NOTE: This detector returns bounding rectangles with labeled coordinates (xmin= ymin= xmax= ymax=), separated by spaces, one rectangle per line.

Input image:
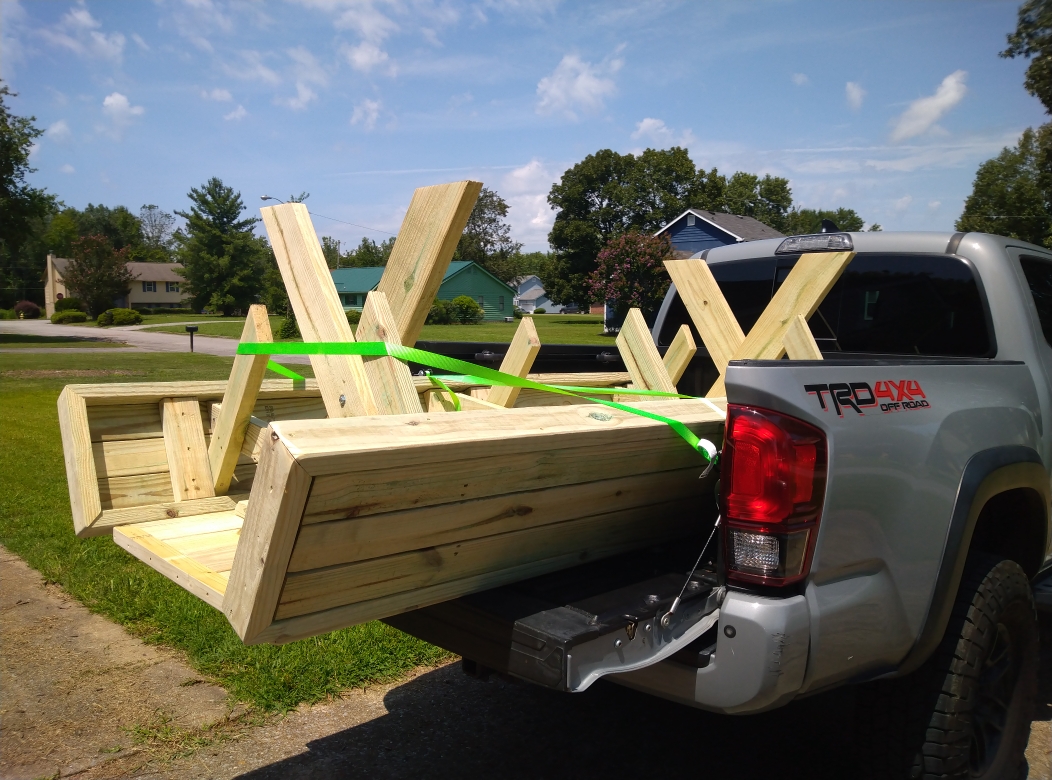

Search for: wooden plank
xmin=261 ymin=203 xmax=376 ymax=418
xmin=356 ymin=291 xmax=423 ymax=415
xmin=512 ymin=389 xmax=596 ymax=408
xmin=92 ymin=438 xmax=169 ymax=479
xmin=251 ymin=397 xmax=326 ymax=423
xmin=99 ymin=472 xmax=175 ymax=509
xmin=426 ymin=390 xmax=505 ymax=413
xmin=486 ymin=317 xmax=541 ymax=408
xmin=376 ymin=181 xmax=482 ymax=346
xmin=662 ymin=324 xmax=697 ymax=384
xmin=255 ymin=530 xmax=679 ymax=645
xmin=161 ymin=397 xmax=215 ymax=501
xmin=275 ymin=500 xmax=694 ymax=622
xmin=223 ymin=437 xmax=313 ymax=643
xmin=210 ymin=305 xmax=273 ymax=494
xmin=616 ymin=308 xmax=677 ymax=394
xmin=88 ymin=403 xmax=162 ymax=442
xmin=288 ymin=467 xmax=705 ymax=572
xmin=75 ymin=379 xmax=321 ymax=407
xmin=783 ymin=313 xmax=823 ymax=360
xmin=707 ymin=251 xmax=854 ymax=396
xmin=114 ymin=520 xmax=232 ymax=610
xmin=59 ymin=387 xmax=103 ymax=536
xmin=664 ymin=258 xmax=745 ymax=372
xmin=82 ymin=496 xmax=240 ymax=537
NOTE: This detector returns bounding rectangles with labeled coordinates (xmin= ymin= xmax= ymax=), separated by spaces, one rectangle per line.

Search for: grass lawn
xmin=65 ymin=312 xmax=230 ymax=328
xmin=144 ymin=315 xmax=288 ymax=339
xmin=0 ymin=351 xmax=449 ymax=711
xmin=146 ymin=314 xmax=615 ymax=346
xmin=0 ymin=334 xmax=131 ymax=348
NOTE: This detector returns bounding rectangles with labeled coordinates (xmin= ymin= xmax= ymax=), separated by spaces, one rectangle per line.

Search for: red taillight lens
xmin=721 ymin=405 xmax=827 ymax=586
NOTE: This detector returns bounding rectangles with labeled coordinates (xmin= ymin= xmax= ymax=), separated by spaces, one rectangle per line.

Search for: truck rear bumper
xmin=610 ymin=591 xmax=810 ymax=714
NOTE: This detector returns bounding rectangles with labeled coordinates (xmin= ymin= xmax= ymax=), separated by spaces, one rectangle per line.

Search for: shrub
xmin=0 ymin=309 xmax=14 ymax=320
xmin=533 ymin=307 xmax=546 ymax=315
xmin=279 ymin=314 xmax=300 ymax=339
xmin=13 ymin=300 xmax=41 ymax=319
xmin=97 ymin=307 xmax=143 ymax=327
xmin=51 ymin=310 xmax=87 ymax=324
xmin=450 ymin=295 xmax=484 ymax=324
xmin=345 ymin=309 xmax=361 ymax=327
xmin=55 ymin=297 xmax=84 ymax=312
xmin=513 ymin=307 xmax=526 ymax=319
xmin=425 ymin=299 xmax=455 ymax=325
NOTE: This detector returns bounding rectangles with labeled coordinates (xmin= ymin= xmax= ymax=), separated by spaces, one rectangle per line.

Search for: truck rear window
xmin=659 ymin=253 xmax=992 ymax=358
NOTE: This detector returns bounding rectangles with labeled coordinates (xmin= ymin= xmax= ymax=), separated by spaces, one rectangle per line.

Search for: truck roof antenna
xmin=820 ymin=218 xmax=840 ymax=233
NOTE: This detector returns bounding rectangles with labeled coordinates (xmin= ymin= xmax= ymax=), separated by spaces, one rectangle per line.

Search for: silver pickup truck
xmin=388 ymin=230 xmax=1050 ymax=780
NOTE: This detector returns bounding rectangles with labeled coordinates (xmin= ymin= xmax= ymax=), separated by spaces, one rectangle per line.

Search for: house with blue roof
xmin=654 ymin=209 xmax=784 ymax=256
xmin=331 ymin=261 xmax=517 ymax=322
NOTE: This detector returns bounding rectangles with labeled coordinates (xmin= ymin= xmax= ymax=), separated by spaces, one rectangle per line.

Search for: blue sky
xmin=3 ymin=0 xmax=1047 ymax=251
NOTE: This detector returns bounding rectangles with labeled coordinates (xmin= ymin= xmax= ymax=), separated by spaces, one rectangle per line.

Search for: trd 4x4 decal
xmin=805 ymin=380 xmax=931 ymax=416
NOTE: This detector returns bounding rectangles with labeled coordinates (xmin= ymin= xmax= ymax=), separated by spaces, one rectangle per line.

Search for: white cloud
xmin=791 ymin=73 xmax=809 ymax=86
xmin=500 ymin=159 xmax=559 ymax=250
xmin=100 ymin=92 xmax=144 ymax=137
xmin=350 ymin=98 xmax=382 ymax=129
xmin=343 ymin=41 xmax=390 ymax=72
xmin=536 ymin=52 xmax=621 ymax=120
xmin=892 ymin=195 xmax=913 ymax=212
xmin=202 ymin=88 xmax=233 ymax=102
xmin=928 ymin=200 xmax=941 ymax=211
xmin=890 ymin=70 xmax=967 ymax=142
xmin=224 ymin=50 xmax=281 ymax=86
xmin=278 ymin=47 xmax=327 ymax=109
xmin=631 ymin=117 xmax=695 ymax=147
xmin=224 ymin=104 xmax=247 ymax=121
xmin=60 ymin=163 xmax=76 ymax=174
xmin=46 ymin=119 xmax=72 ymax=142
xmin=2 ymin=0 xmax=29 ymax=74
xmin=40 ymin=5 xmax=125 ymax=63
xmin=279 ymin=82 xmax=318 ymax=110
xmin=131 ymin=32 xmax=149 ymax=51
xmin=846 ymin=81 xmax=865 ymax=111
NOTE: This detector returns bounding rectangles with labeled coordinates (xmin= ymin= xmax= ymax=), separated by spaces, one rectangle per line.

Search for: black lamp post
xmin=185 ymin=324 xmax=198 ymax=352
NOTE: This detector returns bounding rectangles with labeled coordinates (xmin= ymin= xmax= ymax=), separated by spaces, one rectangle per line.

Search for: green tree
xmin=76 ymin=204 xmax=143 ymax=255
xmin=62 ymin=235 xmax=134 ymax=316
xmin=174 ymin=178 xmax=268 ymax=315
xmin=784 ymin=208 xmax=867 ymax=235
xmin=587 ymin=232 xmax=673 ymax=318
xmin=956 ymin=127 xmax=1052 ymax=247
xmin=453 ymin=187 xmax=523 ymax=281
xmin=0 ymin=83 xmax=57 ymax=307
xmin=1002 ymin=0 xmax=1052 ymax=113
xmin=723 ymin=172 xmax=794 ymax=233
xmin=344 ymin=236 xmax=395 ymax=267
xmin=321 ymin=236 xmax=342 ymax=269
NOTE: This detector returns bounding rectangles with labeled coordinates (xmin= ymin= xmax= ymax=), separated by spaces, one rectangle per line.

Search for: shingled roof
xmin=657 ymin=209 xmax=785 ymax=242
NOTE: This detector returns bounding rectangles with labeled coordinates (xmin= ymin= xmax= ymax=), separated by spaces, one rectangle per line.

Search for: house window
xmin=142 ymin=281 xmax=156 ymax=293
xmin=499 ymin=296 xmax=505 ymax=311
xmin=166 ymin=282 xmax=179 ymax=293
xmin=477 ymin=296 xmax=484 ymax=307
xmin=687 ymin=213 xmax=696 ymax=226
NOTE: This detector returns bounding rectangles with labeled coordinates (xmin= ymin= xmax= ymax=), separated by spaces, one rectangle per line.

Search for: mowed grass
xmin=65 ymin=312 xmax=229 ymax=327
xmin=0 ymin=333 xmax=131 ymax=348
xmin=146 ymin=314 xmax=614 ymax=345
xmin=0 ymin=351 xmax=450 ymax=711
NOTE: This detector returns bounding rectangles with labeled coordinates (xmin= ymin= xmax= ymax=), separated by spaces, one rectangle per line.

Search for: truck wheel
xmin=855 ymin=554 xmax=1038 ymax=779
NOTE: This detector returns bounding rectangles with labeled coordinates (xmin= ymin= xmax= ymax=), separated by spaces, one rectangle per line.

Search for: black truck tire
xmin=855 ymin=554 xmax=1038 ymax=779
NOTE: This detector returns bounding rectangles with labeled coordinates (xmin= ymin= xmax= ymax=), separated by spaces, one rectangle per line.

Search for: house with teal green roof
xmin=331 ymin=261 xmax=516 ymax=322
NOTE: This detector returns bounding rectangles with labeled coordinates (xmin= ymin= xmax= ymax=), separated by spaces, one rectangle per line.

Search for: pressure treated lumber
xmin=426 ymin=390 xmax=505 ymax=412
xmin=262 ymin=203 xmax=376 ymax=418
xmin=707 ymin=251 xmax=855 ymax=396
xmin=376 ymin=181 xmax=482 ymax=346
xmin=616 ymin=308 xmax=678 ymax=394
xmin=75 ymin=379 xmax=321 ymax=407
xmin=254 ymin=511 xmax=692 ymax=646
xmin=663 ymin=324 xmax=697 ymax=384
xmin=287 ymin=467 xmax=703 ymax=571
xmin=783 ymin=313 xmax=823 ymax=361
xmin=161 ymin=397 xmax=215 ymax=501
xmin=209 ymin=305 xmax=273 ymax=494
xmin=114 ymin=511 xmax=242 ymax=610
xmin=357 ymin=291 xmax=423 ymax=415
xmin=664 ymin=259 xmax=745 ymax=372
xmin=485 ymin=317 xmax=541 ymax=407
xmin=86 ymin=496 xmax=241 ymax=538
xmin=59 ymin=387 xmax=102 ymax=536
xmin=223 ymin=436 xmax=312 ymax=643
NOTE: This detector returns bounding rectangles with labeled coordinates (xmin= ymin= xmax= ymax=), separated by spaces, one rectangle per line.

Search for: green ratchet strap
xmin=239 ymin=341 xmax=720 ymax=463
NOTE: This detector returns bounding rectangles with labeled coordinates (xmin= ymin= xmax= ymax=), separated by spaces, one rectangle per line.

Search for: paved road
xmin=0 ymin=320 xmax=310 ymax=364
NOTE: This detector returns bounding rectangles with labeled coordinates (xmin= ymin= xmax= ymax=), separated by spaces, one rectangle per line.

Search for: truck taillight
xmin=721 ymin=405 xmax=827 ymax=587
